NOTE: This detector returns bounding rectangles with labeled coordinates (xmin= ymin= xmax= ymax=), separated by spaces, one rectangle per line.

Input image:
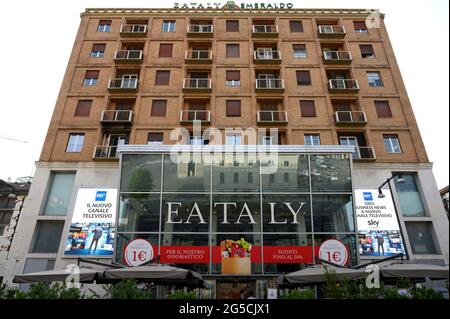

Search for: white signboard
xmin=125 ymin=239 xmax=154 ymax=267
xmin=355 ymin=189 xmax=405 ymax=257
xmin=64 ymin=188 xmax=117 ymax=256
xmin=318 ymin=239 xmax=348 ymax=266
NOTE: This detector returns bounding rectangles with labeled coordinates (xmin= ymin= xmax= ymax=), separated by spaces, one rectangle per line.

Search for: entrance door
xmin=339 ymin=136 xmax=360 ymax=159
xmin=216 ymin=281 xmax=256 ymax=299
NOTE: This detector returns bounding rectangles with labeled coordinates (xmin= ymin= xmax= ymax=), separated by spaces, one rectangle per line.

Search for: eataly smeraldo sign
xmin=173 ymin=1 xmax=294 ymax=9
xmin=166 ymin=201 xmax=307 ymax=224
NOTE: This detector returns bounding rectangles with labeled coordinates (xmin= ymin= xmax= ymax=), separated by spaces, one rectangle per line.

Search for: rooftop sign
xmin=173 ymin=1 xmax=294 ymax=10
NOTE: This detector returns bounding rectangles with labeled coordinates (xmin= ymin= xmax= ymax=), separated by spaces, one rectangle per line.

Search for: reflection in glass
xmin=162 ymin=194 xmax=210 ymax=232
xmin=118 ymin=194 xmax=160 ymax=232
xmin=262 ymin=155 xmax=309 ymax=192
xmin=212 ymin=194 xmax=261 ymax=232
xmin=121 ymin=154 xmax=162 ymax=192
xmin=314 ymin=234 xmax=357 ymax=266
xmin=312 ymin=195 xmax=354 ymax=232
xmin=212 ymin=154 xmax=259 ymax=192
xmin=262 ymin=194 xmax=311 ymax=232
xmin=163 ymin=154 xmax=210 ymax=192
xmin=394 ymin=174 xmax=426 ymax=217
xmin=405 ymin=222 xmax=437 ymax=254
xmin=115 ymin=233 xmax=159 ymax=265
xmin=310 ymin=154 xmax=351 ymax=192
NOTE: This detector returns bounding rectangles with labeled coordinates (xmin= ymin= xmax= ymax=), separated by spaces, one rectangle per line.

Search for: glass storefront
xmin=116 ymin=152 xmax=357 ymax=275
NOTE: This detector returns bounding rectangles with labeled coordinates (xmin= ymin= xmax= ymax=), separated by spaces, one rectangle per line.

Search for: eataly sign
xmin=166 ymin=201 xmax=307 ymax=224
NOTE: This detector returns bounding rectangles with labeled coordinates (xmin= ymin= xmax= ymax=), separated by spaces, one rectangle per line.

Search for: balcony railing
xmin=185 ymin=50 xmax=212 ymax=63
xmin=108 ymin=78 xmax=138 ymax=92
xmin=328 ymin=79 xmax=359 ymax=92
xmin=114 ymin=50 xmax=143 ymax=63
xmin=183 ymin=78 xmax=212 ymax=90
xmin=257 ymin=111 xmax=288 ymax=124
xmin=318 ymin=25 xmax=346 ymax=37
xmin=335 ymin=111 xmax=367 ymax=125
xmin=252 ymin=25 xmax=279 ymax=35
xmin=253 ymin=50 xmax=281 ymax=63
xmin=187 ymin=25 xmax=213 ymax=35
xmin=323 ymin=51 xmax=352 ymax=64
xmin=120 ymin=24 xmax=147 ymax=36
xmin=180 ymin=110 xmax=211 ymax=123
xmin=255 ymin=79 xmax=284 ymax=90
xmin=352 ymin=146 xmax=376 ymax=161
xmin=101 ymin=110 xmax=133 ymax=124
xmin=93 ymin=146 xmax=118 ymax=159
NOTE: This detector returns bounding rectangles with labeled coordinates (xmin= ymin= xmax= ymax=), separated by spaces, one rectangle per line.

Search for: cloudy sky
xmin=0 ymin=0 xmax=448 ymax=188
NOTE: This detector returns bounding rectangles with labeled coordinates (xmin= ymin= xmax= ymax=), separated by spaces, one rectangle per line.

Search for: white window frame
xmin=83 ymin=78 xmax=98 ymax=86
xmin=384 ymin=136 xmax=402 ymax=153
xmin=66 ymin=134 xmax=85 ymax=153
xmin=90 ymin=50 xmax=104 ymax=58
xmin=367 ymin=72 xmax=383 ymax=87
xmin=98 ymin=23 xmax=111 ymax=33
xmin=304 ymin=134 xmax=321 ymax=146
xmin=293 ymin=47 xmax=307 ymax=59
xmin=225 ymin=80 xmax=240 ymax=86
xmin=162 ymin=20 xmax=176 ymax=32
xmin=226 ymin=134 xmax=242 ymax=145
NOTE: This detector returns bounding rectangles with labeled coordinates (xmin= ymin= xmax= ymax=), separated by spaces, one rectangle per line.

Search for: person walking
xmin=376 ymin=232 xmax=385 ymax=256
xmin=88 ymin=224 xmax=103 ymax=254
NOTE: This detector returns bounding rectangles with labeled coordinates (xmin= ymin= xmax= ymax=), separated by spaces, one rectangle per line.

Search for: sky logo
xmin=363 ymin=192 xmax=373 ymax=201
xmin=95 ymin=191 xmax=107 ymax=201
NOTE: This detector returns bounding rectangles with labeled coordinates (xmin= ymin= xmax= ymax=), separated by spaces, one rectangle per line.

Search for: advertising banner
xmin=64 ymin=188 xmax=117 ymax=256
xmin=355 ymin=189 xmax=406 ymax=257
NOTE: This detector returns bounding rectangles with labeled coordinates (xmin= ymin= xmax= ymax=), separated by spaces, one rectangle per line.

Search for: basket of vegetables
xmin=220 ymin=238 xmax=252 ymax=275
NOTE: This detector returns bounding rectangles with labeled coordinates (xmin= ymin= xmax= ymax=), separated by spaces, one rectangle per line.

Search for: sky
xmin=0 ymin=0 xmax=448 ymax=189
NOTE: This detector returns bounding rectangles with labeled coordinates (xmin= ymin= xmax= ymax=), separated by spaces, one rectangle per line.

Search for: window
xmin=353 ymin=21 xmax=368 ymax=32
xmin=375 ymin=101 xmax=392 ymax=118
xmin=162 ymin=20 xmax=176 ymax=32
xmin=30 ymin=221 xmax=64 ymax=253
xmin=360 ymin=44 xmax=375 ymax=58
xmin=147 ymin=132 xmax=164 ymax=144
xmin=226 ymin=134 xmax=242 ymax=145
xmin=226 ymin=20 xmax=239 ymax=32
xmin=226 ymin=100 xmax=241 ymax=117
xmin=304 ymin=134 xmax=321 ymax=145
xmin=406 ymin=222 xmax=438 ymax=254
xmin=90 ymin=43 xmax=106 ymax=58
xmin=296 ymin=70 xmax=311 ymax=85
xmin=74 ymin=100 xmax=92 ymax=117
xmin=293 ymin=44 xmax=307 ymax=58
xmin=159 ymin=43 xmax=173 ymax=57
xmin=394 ymin=173 xmax=426 ymax=217
xmin=151 ymin=100 xmax=167 ymax=117
xmin=289 ymin=20 xmax=303 ymax=32
xmin=226 ymin=70 xmax=240 ymax=86
xmin=226 ymin=44 xmax=240 ymax=58
xmin=66 ymin=133 xmax=85 ymax=153
xmin=97 ymin=20 xmax=111 ymax=32
xmin=367 ymin=71 xmax=383 ymax=87
xmin=42 ymin=172 xmax=75 ymax=216
xmin=155 ymin=70 xmax=170 ymax=85
xmin=383 ymin=134 xmax=402 ymax=153
xmin=300 ymin=100 xmax=316 ymax=117
xmin=83 ymin=70 xmax=99 ymax=86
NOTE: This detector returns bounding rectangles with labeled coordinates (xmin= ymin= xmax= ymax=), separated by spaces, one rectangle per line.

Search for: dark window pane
xmin=261 ymin=154 xmax=309 ymax=192
xmin=226 ymin=44 xmax=240 ymax=57
xmin=30 ymin=221 xmax=64 ymax=253
xmin=289 ymin=20 xmax=303 ymax=32
xmin=296 ymin=71 xmax=311 ymax=85
xmin=163 ymin=154 xmax=210 ymax=192
xmin=310 ymin=154 xmax=352 ymax=192
xmin=312 ymin=195 xmax=354 ymax=232
xmin=120 ymin=154 xmax=162 ymax=192
xmin=118 ymin=194 xmax=160 ymax=232
xmin=226 ymin=100 xmax=241 ymax=117
xmin=406 ymin=222 xmax=438 ymax=254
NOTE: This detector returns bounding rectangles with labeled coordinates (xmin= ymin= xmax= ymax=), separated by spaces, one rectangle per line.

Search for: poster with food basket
xmin=220 ymin=238 xmax=252 ymax=275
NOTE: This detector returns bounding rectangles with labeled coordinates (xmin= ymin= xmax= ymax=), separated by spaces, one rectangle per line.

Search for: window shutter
xmin=360 ymin=44 xmax=374 ymax=55
xmin=155 ymin=70 xmax=170 ymax=85
xmin=296 ymin=71 xmax=311 ymax=85
xmin=375 ymin=101 xmax=392 ymax=118
xmin=300 ymin=100 xmax=316 ymax=117
xmin=75 ymin=100 xmax=92 ymax=116
xmin=159 ymin=44 xmax=173 ymax=57
xmin=293 ymin=44 xmax=306 ymax=50
xmin=148 ymin=132 xmax=164 ymax=143
xmin=226 ymin=44 xmax=240 ymax=57
xmin=226 ymin=20 xmax=239 ymax=32
xmin=226 ymin=100 xmax=241 ymax=117
xmin=289 ymin=21 xmax=303 ymax=32
xmin=151 ymin=100 xmax=167 ymax=116
xmin=92 ymin=43 xmax=106 ymax=51
xmin=99 ymin=20 xmax=111 ymax=25
xmin=353 ymin=21 xmax=367 ymax=30
xmin=226 ymin=70 xmax=240 ymax=81
xmin=85 ymin=70 xmax=99 ymax=79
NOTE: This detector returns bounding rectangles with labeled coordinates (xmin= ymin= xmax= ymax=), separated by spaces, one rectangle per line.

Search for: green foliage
xmin=322 ymin=267 xmax=344 ymax=299
xmin=127 ymin=168 xmax=154 ymax=195
xmin=397 ymin=277 xmax=412 ymax=289
xmin=167 ymin=290 xmax=198 ymax=299
xmin=0 ymin=282 xmax=84 ymax=299
xmin=102 ymin=279 xmax=154 ymax=299
xmin=383 ymin=288 xmax=410 ymax=299
xmin=411 ymin=287 xmax=444 ymax=299
xmin=280 ymin=288 xmax=315 ymax=299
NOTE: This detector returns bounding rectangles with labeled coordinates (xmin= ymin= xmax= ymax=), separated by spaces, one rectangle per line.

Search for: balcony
xmin=114 ymin=50 xmax=143 ymax=64
xmin=120 ymin=24 xmax=147 ymax=37
xmin=187 ymin=25 xmax=213 ymax=37
xmin=107 ymin=78 xmax=138 ymax=93
xmin=257 ymin=111 xmax=288 ymax=125
xmin=93 ymin=146 xmax=119 ymax=160
xmin=101 ymin=110 xmax=133 ymax=125
xmin=183 ymin=78 xmax=212 ymax=92
xmin=180 ymin=110 xmax=211 ymax=123
xmin=323 ymin=51 xmax=352 ymax=64
xmin=253 ymin=50 xmax=281 ymax=64
xmin=353 ymin=146 xmax=376 ymax=161
xmin=255 ymin=79 xmax=285 ymax=92
xmin=252 ymin=25 xmax=279 ymax=37
xmin=335 ymin=111 xmax=367 ymax=126
xmin=328 ymin=79 xmax=359 ymax=93
xmin=185 ymin=50 xmax=212 ymax=64
xmin=318 ymin=25 xmax=346 ymax=38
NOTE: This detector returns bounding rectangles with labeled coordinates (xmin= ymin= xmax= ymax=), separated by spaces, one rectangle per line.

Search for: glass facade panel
xmin=162 ymin=194 xmax=210 ymax=232
xmin=406 ymin=222 xmax=438 ymax=254
xmin=212 ymin=154 xmax=259 ymax=192
xmin=116 ymin=233 xmax=159 ymax=265
xmin=163 ymin=154 xmax=210 ymax=192
xmin=42 ymin=172 xmax=75 ymax=216
xmin=314 ymin=234 xmax=358 ymax=266
xmin=261 ymin=155 xmax=309 ymax=192
xmin=30 ymin=221 xmax=64 ymax=253
xmin=118 ymin=194 xmax=160 ymax=232
xmin=310 ymin=154 xmax=351 ymax=192
xmin=121 ymin=154 xmax=162 ymax=192
xmin=262 ymin=194 xmax=311 ymax=232
xmin=394 ymin=173 xmax=426 ymax=217
xmin=312 ymin=195 xmax=354 ymax=232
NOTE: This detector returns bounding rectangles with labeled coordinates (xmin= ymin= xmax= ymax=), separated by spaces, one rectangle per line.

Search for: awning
xmin=13 ymin=267 xmax=103 ymax=284
xmin=278 ymin=265 xmax=367 ymax=285
xmin=380 ymin=263 xmax=449 ymax=279
xmin=104 ymin=264 xmax=205 ymax=287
